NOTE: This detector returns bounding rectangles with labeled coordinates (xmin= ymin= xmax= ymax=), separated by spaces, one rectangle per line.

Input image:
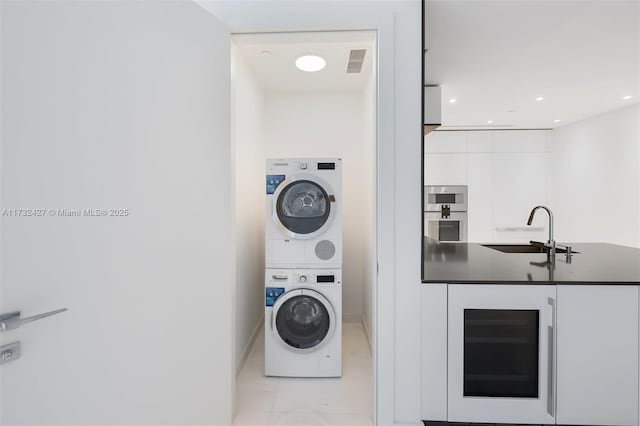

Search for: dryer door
xmin=273 ymin=175 xmax=336 ymax=239
xmin=272 ymin=289 xmax=336 ymax=353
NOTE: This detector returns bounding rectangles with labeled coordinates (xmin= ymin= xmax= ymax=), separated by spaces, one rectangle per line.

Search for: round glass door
xmin=275 ymin=294 xmax=331 ymax=350
xmin=275 ymin=180 xmax=331 ymax=235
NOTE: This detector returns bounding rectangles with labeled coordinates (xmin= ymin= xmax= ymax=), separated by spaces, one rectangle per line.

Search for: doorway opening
xmin=230 ymin=31 xmax=377 ymax=426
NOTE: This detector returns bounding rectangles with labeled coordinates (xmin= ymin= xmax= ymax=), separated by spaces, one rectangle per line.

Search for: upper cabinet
xmin=423 ymin=1 xmax=441 ymax=134
xmin=424 ymin=86 xmax=442 ymax=132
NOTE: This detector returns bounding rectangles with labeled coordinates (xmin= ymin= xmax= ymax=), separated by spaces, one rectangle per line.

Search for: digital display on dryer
xmin=317 ymin=162 xmax=335 ymax=170
xmin=316 ymin=275 xmax=335 ymax=283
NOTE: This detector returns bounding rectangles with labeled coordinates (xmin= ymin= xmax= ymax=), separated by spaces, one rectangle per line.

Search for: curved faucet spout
xmin=527 ymin=205 xmax=555 ymax=256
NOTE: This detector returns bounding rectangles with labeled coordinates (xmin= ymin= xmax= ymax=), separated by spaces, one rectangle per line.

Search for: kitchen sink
xmin=482 ymin=244 xmax=578 ymax=254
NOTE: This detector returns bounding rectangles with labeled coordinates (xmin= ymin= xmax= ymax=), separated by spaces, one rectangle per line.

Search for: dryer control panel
xmin=293 ymin=272 xmax=341 ymax=285
xmin=266 ymin=174 xmax=286 ymax=195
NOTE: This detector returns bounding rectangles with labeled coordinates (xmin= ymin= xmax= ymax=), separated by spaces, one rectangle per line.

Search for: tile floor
xmin=233 ymin=322 xmax=373 ymax=426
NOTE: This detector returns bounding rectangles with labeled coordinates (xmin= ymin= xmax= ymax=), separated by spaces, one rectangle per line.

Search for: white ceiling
xmin=425 ymin=1 xmax=640 ymax=129
xmin=233 ymin=31 xmax=375 ymax=92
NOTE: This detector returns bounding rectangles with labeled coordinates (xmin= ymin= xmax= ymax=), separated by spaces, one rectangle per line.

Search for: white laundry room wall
xmin=231 ymin=47 xmax=266 ymax=373
xmin=361 ymin=72 xmax=376 ymax=347
xmin=263 ymin=91 xmax=375 ymax=324
xmin=550 ymin=103 xmax=640 ymax=247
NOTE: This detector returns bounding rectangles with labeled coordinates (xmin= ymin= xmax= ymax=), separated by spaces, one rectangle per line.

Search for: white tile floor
xmin=233 ymin=322 xmax=373 ymax=426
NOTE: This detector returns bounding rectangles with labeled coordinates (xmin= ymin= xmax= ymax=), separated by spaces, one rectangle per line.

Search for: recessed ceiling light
xmin=536 ymin=96 xmax=545 ymax=102
xmin=449 ymin=98 xmax=457 ymax=103
xmin=295 ymin=55 xmax=326 ymax=72
xmin=487 ymin=120 xmax=493 ymax=124
xmin=623 ymin=95 xmax=632 ymax=100
xmin=554 ymin=119 xmax=561 ymax=123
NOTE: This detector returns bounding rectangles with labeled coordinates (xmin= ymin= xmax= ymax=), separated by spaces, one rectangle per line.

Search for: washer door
xmin=273 ymin=175 xmax=336 ymax=240
xmin=272 ymin=289 xmax=336 ymax=353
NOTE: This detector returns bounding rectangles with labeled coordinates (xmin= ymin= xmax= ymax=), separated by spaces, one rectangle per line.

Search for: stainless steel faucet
xmin=527 ymin=205 xmax=556 ymax=257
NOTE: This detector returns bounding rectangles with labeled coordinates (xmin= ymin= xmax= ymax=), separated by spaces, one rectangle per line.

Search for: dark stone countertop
xmin=422 ymin=238 xmax=640 ymax=284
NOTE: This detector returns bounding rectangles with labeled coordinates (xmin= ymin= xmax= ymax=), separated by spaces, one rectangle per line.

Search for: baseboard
xmin=342 ymin=314 xmax=362 ymax=323
xmin=236 ymin=318 xmax=263 ymax=376
xmin=361 ymin=314 xmax=373 ymax=352
xmin=423 ymin=422 xmax=553 ymax=425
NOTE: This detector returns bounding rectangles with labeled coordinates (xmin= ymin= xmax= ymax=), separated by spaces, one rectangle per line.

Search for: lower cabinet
xmin=556 ymin=285 xmax=639 ymax=426
xmin=421 ymin=284 xmax=640 ymax=426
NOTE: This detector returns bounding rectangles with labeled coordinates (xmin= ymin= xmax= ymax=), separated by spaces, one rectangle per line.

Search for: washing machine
xmin=265 ymin=158 xmax=342 ymax=269
xmin=264 ymin=268 xmax=342 ymax=378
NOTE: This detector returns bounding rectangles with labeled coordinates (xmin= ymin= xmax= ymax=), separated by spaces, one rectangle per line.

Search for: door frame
xmin=202 ymin=2 xmax=422 ymax=423
xmin=229 ymin=28 xmax=381 ymax=423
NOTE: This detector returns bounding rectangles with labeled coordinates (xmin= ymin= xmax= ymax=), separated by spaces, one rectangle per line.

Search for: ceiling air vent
xmin=346 ymin=49 xmax=367 ymax=73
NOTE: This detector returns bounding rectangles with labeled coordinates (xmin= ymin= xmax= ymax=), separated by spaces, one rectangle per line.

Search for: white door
xmin=1 ymin=2 xmax=233 ymax=424
xmin=448 ymin=284 xmax=556 ymax=424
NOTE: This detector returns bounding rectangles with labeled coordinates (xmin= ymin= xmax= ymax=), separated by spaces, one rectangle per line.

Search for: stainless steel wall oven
xmin=424 ymin=185 xmax=467 ymax=242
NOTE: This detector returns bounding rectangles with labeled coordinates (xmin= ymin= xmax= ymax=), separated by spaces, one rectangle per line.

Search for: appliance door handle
xmin=0 ymin=308 xmax=68 ymax=332
xmin=547 ymin=297 xmax=555 ymax=417
xmin=271 ymin=275 xmax=288 ymax=281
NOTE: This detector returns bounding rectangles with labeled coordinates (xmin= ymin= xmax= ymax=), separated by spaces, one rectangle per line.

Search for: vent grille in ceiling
xmin=346 ymin=49 xmax=367 ymax=73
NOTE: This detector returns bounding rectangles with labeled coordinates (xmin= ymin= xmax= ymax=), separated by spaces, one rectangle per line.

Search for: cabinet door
xmin=424 ymin=153 xmax=468 ymax=186
xmin=557 ymin=285 xmax=639 ymax=426
xmin=420 ymin=284 xmax=448 ymax=421
xmin=491 ymin=153 xmax=549 ymax=243
xmin=467 ymin=154 xmax=493 ymax=242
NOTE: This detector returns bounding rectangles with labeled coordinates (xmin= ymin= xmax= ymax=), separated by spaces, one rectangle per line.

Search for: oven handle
xmin=547 ymin=297 xmax=555 ymax=417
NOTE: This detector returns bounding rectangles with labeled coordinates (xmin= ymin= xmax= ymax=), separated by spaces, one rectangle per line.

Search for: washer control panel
xmin=265 ymin=287 xmax=285 ymax=306
xmin=292 ymin=271 xmax=340 ymax=285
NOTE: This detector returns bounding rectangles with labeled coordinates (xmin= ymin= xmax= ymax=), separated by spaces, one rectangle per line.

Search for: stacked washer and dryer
xmin=264 ymin=158 xmax=342 ymax=378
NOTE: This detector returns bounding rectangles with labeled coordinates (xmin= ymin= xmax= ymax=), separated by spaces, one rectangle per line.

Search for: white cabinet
xmin=492 ymin=130 xmax=547 ymax=153
xmin=467 ymin=153 xmax=493 ymax=242
xmin=556 ymin=285 xmax=639 ymax=426
xmin=420 ymin=284 xmax=640 ymax=425
xmin=423 ymin=130 xmax=551 ymax=243
xmin=420 ymin=284 xmax=448 ymax=421
xmin=424 ymin=153 xmax=468 ymax=186
xmin=491 ymin=152 xmax=550 ymax=243
xmin=424 ymin=86 xmax=442 ymax=126
xmin=424 ymin=131 xmax=467 ymax=153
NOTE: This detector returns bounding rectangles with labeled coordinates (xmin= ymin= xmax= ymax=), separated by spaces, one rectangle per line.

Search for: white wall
xmin=1 ymin=1 xmax=233 ymax=424
xmin=425 ymin=130 xmax=552 ymax=243
xmin=550 ymin=104 xmax=640 ymax=247
xmin=232 ymin=48 xmax=266 ymax=372
xmin=362 ymin=73 xmax=376 ymax=347
xmin=263 ymin=91 xmax=373 ymax=322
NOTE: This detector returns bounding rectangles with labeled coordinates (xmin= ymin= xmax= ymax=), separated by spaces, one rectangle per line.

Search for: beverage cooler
xmin=447 ymin=284 xmax=556 ymax=424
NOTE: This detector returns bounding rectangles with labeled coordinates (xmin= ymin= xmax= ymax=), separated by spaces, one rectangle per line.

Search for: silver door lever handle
xmin=0 ymin=309 xmax=68 ymax=332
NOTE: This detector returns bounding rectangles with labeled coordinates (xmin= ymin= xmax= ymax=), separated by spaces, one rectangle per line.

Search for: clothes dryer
xmin=265 ymin=158 xmax=342 ymax=269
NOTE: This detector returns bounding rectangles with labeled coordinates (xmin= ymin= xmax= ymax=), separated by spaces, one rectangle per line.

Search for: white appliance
xmin=264 ymin=268 xmax=342 ymax=377
xmin=447 ymin=284 xmax=556 ymax=424
xmin=265 ymin=158 xmax=342 ymax=269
